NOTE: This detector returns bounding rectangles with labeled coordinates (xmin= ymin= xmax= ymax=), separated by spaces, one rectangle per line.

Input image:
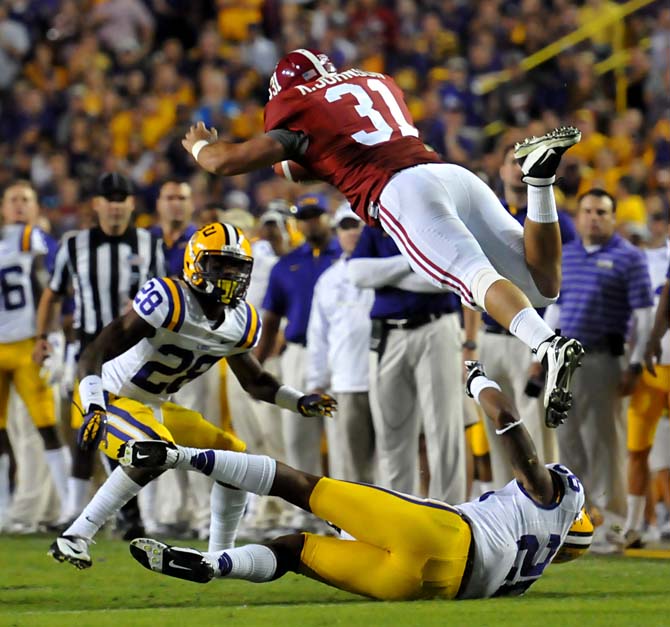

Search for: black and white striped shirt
xmin=49 ymin=226 xmax=165 ymax=348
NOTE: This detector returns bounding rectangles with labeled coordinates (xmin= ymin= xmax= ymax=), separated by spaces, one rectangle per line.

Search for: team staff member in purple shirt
xmin=255 ymin=193 xmax=341 ymax=530
xmin=543 ymin=189 xmax=654 ymax=524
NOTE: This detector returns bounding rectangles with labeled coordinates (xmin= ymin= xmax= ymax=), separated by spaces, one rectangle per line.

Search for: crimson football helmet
xmin=268 ymin=49 xmax=337 ymax=99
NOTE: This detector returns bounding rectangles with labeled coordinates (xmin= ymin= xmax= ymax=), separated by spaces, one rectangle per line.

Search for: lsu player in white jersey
xmin=49 ymin=222 xmax=336 ymax=568
xmin=122 ymin=361 xmax=592 ymax=600
xmin=0 ymin=182 xmax=70 ymax=529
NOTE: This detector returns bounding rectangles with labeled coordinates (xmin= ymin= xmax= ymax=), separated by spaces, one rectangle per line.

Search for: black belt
xmin=484 ymin=326 xmax=513 ymax=336
xmin=382 ymin=311 xmax=449 ymax=331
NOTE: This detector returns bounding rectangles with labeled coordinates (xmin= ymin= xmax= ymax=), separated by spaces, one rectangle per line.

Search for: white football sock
xmin=526 ymin=185 xmax=558 ymax=223
xmin=509 ymin=307 xmax=554 ymax=352
xmin=204 ymin=544 xmax=277 ymax=582
xmin=176 ymin=447 xmax=276 ymax=496
xmin=208 ymin=483 xmax=248 ymax=552
xmin=138 ymin=478 xmax=159 ymax=533
xmin=0 ymin=454 xmax=11 ymax=528
xmin=44 ymin=446 xmax=71 ymax=511
xmin=625 ymin=494 xmax=646 ymax=533
xmin=64 ymin=477 xmax=91 ymax=520
xmin=65 ymin=467 xmax=142 ymax=539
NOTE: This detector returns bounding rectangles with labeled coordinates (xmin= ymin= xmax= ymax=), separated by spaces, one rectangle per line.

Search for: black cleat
xmin=514 ymin=126 xmax=582 ymax=185
xmin=129 ymin=538 xmax=215 ymax=583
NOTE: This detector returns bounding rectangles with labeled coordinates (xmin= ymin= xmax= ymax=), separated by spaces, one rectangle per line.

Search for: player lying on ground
xmin=180 ymin=49 xmax=584 ymax=427
xmin=123 ymin=362 xmax=593 ymax=600
xmin=48 ymin=223 xmax=336 ymax=569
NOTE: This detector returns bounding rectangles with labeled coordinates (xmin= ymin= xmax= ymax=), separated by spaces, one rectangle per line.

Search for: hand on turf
xmin=297 ymin=393 xmax=337 ymax=418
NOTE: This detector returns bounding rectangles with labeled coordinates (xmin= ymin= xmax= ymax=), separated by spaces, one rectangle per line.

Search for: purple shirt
xmin=351 ymin=226 xmax=460 ymax=319
xmin=558 ymin=233 xmax=653 ymax=348
xmin=150 ymin=224 xmax=197 ymax=278
xmin=263 ymin=239 xmax=341 ymax=345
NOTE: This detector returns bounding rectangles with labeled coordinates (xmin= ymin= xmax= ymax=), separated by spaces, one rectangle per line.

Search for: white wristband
xmin=496 ymin=419 xmax=524 ymax=435
xmin=79 ymin=375 xmax=106 ymax=413
xmin=191 ymin=140 xmax=210 ymax=162
xmin=275 ymin=385 xmax=303 ymax=412
xmin=470 ymin=376 xmax=502 ymax=405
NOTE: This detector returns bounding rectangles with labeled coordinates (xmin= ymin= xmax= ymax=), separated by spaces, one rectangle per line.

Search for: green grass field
xmin=3 ymin=535 xmax=670 ymax=627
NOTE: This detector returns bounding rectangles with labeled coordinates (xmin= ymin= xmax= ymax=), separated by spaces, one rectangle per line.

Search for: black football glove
xmin=464 ymin=360 xmax=487 ymax=399
xmin=297 ymin=393 xmax=337 ymax=418
xmin=77 ymin=406 xmax=108 ymax=452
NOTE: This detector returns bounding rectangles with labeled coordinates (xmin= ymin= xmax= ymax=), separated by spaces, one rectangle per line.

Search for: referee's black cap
xmin=96 ymin=172 xmax=135 ymax=201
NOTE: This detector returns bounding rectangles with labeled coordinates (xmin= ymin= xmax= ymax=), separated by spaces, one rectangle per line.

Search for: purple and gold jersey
xmin=457 ymin=464 xmax=584 ymax=598
xmin=102 ymin=277 xmax=261 ymax=405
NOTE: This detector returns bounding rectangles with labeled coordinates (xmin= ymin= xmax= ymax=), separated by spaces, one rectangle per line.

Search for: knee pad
xmin=470 ymin=267 xmax=506 ymax=310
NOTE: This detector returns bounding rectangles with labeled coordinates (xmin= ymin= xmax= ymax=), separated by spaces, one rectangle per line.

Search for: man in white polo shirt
xmin=306 ymin=205 xmax=375 ymax=482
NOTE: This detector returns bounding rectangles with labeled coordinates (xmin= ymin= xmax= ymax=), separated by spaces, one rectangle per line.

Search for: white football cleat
xmin=514 ymin=126 xmax=581 ymax=186
xmin=48 ymin=535 xmax=93 ymax=569
xmin=536 ymin=335 xmax=584 ymax=428
xmin=117 ymin=439 xmax=182 ymax=469
xmin=129 ymin=538 xmax=215 ymax=583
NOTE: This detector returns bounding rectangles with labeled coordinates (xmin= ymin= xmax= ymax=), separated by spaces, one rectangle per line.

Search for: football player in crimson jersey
xmin=123 ymin=361 xmax=593 ymax=599
xmin=181 ymin=49 xmax=584 ymax=427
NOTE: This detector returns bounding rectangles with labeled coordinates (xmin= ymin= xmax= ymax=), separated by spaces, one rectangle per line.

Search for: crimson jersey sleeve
xmin=264 ymin=71 xmax=441 ymax=225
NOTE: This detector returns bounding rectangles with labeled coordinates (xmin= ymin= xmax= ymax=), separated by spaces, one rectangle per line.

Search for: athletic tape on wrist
xmin=79 ymin=375 xmax=106 ymax=413
xmin=275 ymin=385 xmax=302 ymax=413
xmin=191 ymin=140 xmax=210 ymax=162
xmin=470 ymin=375 xmax=501 ymax=405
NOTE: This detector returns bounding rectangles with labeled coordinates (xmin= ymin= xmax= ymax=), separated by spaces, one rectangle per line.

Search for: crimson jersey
xmin=264 ymin=69 xmax=441 ymax=225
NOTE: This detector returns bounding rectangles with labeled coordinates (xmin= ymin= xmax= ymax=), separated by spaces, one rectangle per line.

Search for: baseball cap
xmin=260 ymin=209 xmax=287 ymax=226
xmin=295 ymin=193 xmax=328 ymax=219
xmin=331 ymin=203 xmax=361 ymax=229
xmin=96 ymin=172 xmax=134 ymax=201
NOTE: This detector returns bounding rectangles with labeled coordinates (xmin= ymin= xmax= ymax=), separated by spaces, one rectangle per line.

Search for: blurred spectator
xmin=0 ymin=5 xmax=30 ymax=90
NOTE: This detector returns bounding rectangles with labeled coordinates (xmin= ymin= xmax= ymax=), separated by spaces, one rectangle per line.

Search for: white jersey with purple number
xmin=102 ymin=277 xmax=261 ymax=405
xmin=0 ymin=224 xmax=49 ymax=343
xmin=456 ymin=464 xmax=584 ymax=599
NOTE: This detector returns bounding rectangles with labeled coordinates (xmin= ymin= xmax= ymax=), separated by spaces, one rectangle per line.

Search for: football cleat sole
xmin=514 ymin=126 xmax=582 ymax=159
xmin=129 ymin=538 xmax=214 ymax=583
xmin=544 ymin=339 xmax=584 ymax=428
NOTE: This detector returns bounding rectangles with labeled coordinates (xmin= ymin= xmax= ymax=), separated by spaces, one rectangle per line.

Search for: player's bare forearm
xmin=227 ymin=352 xmax=281 ymax=404
xmin=77 ymin=311 xmax=155 ymax=380
xmin=478 ymin=387 xmax=555 ymax=505
xmin=198 ymin=135 xmax=287 ymax=176
xmin=254 ymin=310 xmax=281 ymax=364
xmin=35 ymin=287 xmax=59 ymax=337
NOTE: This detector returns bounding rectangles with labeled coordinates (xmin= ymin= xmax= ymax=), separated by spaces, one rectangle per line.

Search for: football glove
xmin=297 ymin=393 xmax=337 ymax=418
xmin=464 ymin=360 xmax=487 ymax=399
xmin=77 ymin=406 xmax=108 ymax=452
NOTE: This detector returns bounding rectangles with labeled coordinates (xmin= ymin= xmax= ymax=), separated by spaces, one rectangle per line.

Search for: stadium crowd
xmin=0 ymin=0 xmax=669 ymax=557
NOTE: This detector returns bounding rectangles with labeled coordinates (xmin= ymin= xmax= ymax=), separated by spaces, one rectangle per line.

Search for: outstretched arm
xmin=227 ymin=352 xmax=336 ymax=418
xmin=182 ymin=122 xmax=288 ymax=176
xmin=467 ymin=365 xmax=555 ymax=505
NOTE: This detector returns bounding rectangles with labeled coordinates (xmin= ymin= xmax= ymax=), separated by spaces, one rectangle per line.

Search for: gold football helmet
xmin=553 ymin=507 xmax=594 ymax=564
xmin=183 ymin=222 xmax=253 ymax=307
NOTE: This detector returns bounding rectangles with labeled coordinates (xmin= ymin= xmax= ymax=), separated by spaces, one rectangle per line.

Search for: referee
xmin=33 ymin=172 xmax=164 ymax=536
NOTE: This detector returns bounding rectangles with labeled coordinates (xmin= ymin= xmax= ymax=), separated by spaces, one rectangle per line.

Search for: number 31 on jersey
xmin=325 ymin=78 xmax=418 ymax=146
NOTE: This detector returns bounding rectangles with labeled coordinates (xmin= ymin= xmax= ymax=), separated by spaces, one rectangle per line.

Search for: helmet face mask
xmin=184 ymin=223 xmax=254 ymax=308
xmin=553 ymin=507 xmax=594 ymax=564
xmin=192 ymin=250 xmax=253 ymax=307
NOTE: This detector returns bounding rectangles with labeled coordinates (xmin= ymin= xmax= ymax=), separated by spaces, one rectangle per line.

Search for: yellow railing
xmin=475 ymin=0 xmax=656 ymax=114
